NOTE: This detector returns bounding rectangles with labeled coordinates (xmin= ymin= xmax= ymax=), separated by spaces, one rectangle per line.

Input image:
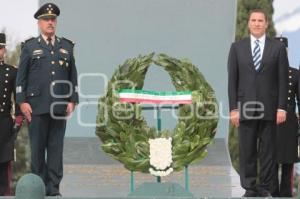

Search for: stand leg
xmin=131 ymin=171 xmax=134 ymax=192
xmin=157 ymin=176 xmax=161 ymax=182
xmin=185 ymin=165 xmax=189 ymax=191
xmin=156 ymin=106 xmax=162 ymax=183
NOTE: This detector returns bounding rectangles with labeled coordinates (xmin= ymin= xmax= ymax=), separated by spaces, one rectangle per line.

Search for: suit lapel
xmin=258 ymin=37 xmax=272 ymax=72
xmin=244 ymin=38 xmax=256 ymax=72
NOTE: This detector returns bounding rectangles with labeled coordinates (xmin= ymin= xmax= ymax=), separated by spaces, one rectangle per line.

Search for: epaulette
xmin=21 ymin=37 xmax=35 ymax=49
xmin=61 ymin=37 xmax=75 ymax=46
xmin=24 ymin=37 xmax=35 ymax=43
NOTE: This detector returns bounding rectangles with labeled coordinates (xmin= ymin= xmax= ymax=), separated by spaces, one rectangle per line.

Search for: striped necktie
xmin=253 ymin=39 xmax=261 ymax=70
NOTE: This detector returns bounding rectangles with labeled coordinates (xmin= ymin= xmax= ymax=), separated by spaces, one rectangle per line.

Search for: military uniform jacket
xmin=0 ymin=62 xmax=20 ymax=162
xmin=276 ymin=67 xmax=300 ymax=163
xmin=16 ymin=36 xmax=79 ymax=115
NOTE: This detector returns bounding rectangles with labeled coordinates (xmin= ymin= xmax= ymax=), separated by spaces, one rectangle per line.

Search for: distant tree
xmin=6 ymin=44 xmax=21 ymax=66
xmin=235 ymin=0 xmax=276 ymax=41
xmin=229 ymin=0 xmax=277 ymax=173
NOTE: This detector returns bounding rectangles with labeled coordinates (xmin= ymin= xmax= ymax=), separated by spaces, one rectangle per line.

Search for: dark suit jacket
xmin=228 ymin=36 xmax=289 ymax=121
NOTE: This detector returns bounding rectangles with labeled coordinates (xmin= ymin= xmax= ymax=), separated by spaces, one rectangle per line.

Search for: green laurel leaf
xmin=96 ymin=53 xmax=218 ymax=173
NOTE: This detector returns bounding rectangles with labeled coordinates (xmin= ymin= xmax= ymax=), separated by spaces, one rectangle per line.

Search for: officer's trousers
xmin=28 ymin=113 xmax=66 ymax=196
xmin=272 ymin=163 xmax=294 ymax=197
xmin=0 ymin=161 xmax=11 ymax=196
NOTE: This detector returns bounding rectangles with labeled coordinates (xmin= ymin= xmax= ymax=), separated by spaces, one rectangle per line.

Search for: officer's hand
xmin=66 ymin=102 xmax=75 ymax=117
xmin=276 ymin=110 xmax=286 ymax=124
xmin=230 ymin=110 xmax=240 ymax=127
xmin=20 ymin=103 xmax=32 ymax=122
xmin=12 ymin=115 xmax=23 ymax=140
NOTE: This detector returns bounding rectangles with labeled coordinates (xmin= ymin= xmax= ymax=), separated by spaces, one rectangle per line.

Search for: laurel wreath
xmin=96 ymin=53 xmax=218 ymax=172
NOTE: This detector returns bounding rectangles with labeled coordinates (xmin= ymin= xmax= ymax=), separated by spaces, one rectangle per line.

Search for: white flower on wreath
xmin=148 ymin=137 xmax=173 ymax=176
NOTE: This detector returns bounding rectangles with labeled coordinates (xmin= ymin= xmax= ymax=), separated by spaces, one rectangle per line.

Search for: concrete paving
xmin=60 ymin=138 xmax=244 ymax=197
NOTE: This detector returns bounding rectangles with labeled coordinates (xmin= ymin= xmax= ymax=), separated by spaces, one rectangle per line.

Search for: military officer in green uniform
xmin=0 ymin=33 xmax=23 ymax=196
xmin=16 ymin=3 xmax=79 ymax=196
xmin=272 ymin=36 xmax=299 ymax=197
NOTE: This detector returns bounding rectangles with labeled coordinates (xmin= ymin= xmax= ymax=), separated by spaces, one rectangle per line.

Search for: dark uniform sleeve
xmin=277 ymin=44 xmax=289 ymax=111
xmin=12 ymin=68 xmax=22 ymax=116
xmin=16 ymin=44 xmax=31 ymax=104
xmin=297 ymin=68 xmax=300 ymax=115
xmin=68 ymin=42 xmax=79 ymax=104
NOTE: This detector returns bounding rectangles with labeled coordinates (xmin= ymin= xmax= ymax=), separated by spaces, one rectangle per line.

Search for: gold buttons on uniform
xmin=288 ymin=97 xmax=291 ymax=100
xmin=51 ymin=61 xmax=55 ymax=64
xmin=289 ymin=90 xmax=291 ymax=93
xmin=289 ymin=76 xmax=292 ymax=79
xmin=0 ymin=109 xmax=3 ymax=112
xmin=3 ymin=95 xmax=6 ymax=98
xmin=4 ymin=88 xmax=7 ymax=91
xmin=5 ymin=80 xmax=8 ymax=83
xmin=2 ymin=102 xmax=5 ymax=105
xmin=5 ymin=74 xmax=8 ymax=77
xmin=5 ymin=68 xmax=9 ymax=71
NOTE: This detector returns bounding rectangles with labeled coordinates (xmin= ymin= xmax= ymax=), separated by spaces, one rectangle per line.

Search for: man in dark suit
xmin=227 ymin=9 xmax=289 ymax=197
xmin=16 ymin=3 xmax=79 ymax=196
xmin=0 ymin=33 xmax=23 ymax=196
xmin=272 ymin=36 xmax=299 ymax=197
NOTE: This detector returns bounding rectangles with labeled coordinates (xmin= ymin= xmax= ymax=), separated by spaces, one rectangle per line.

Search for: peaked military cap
xmin=34 ymin=3 xmax=60 ymax=19
xmin=274 ymin=36 xmax=288 ymax=48
xmin=0 ymin=33 xmax=6 ymax=47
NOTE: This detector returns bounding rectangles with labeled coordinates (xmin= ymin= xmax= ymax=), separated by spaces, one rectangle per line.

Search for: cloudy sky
xmin=273 ymin=0 xmax=300 ymax=33
xmin=0 ymin=0 xmax=299 ymax=51
xmin=0 ymin=0 xmax=37 ymax=50
xmin=0 ymin=1 xmax=298 ymax=40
